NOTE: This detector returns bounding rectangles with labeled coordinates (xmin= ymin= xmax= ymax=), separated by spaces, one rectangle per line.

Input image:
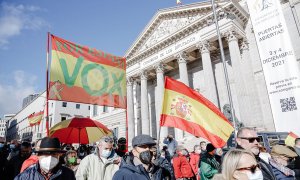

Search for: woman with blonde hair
xmin=221 ymin=149 xmax=263 ymax=180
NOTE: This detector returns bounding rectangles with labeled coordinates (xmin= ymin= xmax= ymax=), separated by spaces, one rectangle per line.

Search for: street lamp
xmin=211 ymin=0 xmax=237 ymax=135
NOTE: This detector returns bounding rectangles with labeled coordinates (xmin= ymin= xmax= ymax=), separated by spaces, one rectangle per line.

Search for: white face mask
xmin=101 ymin=149 xmax=112 ymax=158
xmin=39 ymin=156 xmax=59 ymax=172
xmin=246 ymin=170 xmax=263 ymax=180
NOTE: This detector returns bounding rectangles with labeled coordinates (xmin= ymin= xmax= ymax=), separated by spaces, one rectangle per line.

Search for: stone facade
xmin=95 ymin=0 xmax=300 ymax=145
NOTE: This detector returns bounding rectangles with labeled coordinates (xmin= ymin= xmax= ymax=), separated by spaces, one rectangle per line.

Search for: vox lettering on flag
xmin=49 ymin=35 xmax=126 ymax=108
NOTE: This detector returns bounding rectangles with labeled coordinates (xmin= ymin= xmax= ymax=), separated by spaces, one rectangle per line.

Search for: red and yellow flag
xmin=49 ymin=35 xmax=126 ymax=108
xmin=160 ymin=77 xmax=234 ymax=148
xmin=28 ymin=111 xmax=44 ymax=126
xmin=285 ymin=132 xmax=299 ymax=147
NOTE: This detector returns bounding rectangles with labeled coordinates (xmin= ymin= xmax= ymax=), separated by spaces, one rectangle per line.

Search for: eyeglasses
xmin=237 ymin=164 xmax=260 ymax=173
xmin=239 ymin=137 xmax=260 ymax=143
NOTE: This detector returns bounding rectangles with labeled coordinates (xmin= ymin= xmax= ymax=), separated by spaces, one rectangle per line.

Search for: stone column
xmin=176 ymin=52 xmax=189 ymax=86
xmin=140 ymin=70 xmax=150 ymax=135
xmin=175 ymin=52 xmax=190 ymax=140
xmin=154 ymin=63 xmax=168 ymax=140
xmin=133 ymin=80 xmax=142 ymax=135
xmin=126 ymin=77 xmax=135 ymax=146
xmin=240 ymin=39 xmax=264 ymax=127
xmin=197 ymin=41 xmax=218 ymax=106
xmin=226 ymin=30 xmax=248 ymax=125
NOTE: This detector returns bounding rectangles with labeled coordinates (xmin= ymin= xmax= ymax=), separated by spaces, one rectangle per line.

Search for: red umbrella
xmin=49 ymin=117 xmax=112 ymax=144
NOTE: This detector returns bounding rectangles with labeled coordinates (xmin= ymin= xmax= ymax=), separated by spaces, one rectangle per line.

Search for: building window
xmin=103 ymin=106 xmax=108 ymax=113
xmin=76 ymin=104 xmax=80 ymax=109
xmin=49 ymin=117 xmax=52 ymax=127
xmin=93 ymin=105 xmax=98 ymax=116
xmin=61 ymin=116 xmax=67 ymax=121
xmin=88 ymin=106 xmax=90 ymax=110
xmin=62 ymin=102 xmax=67 ymax=107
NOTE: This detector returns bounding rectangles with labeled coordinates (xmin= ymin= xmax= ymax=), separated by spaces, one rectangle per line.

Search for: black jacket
xmin=5 ymin=154 xmax=29 ymax=180
xmin=14 ymin=163 xmax=76 ymax=180
xmin=152 ymin=156 xmax=175 ymax=180
xmin=113 ymin=153 xmax=175 ymax=180
xmin=113 ymin=154 xmax=150 ymax=180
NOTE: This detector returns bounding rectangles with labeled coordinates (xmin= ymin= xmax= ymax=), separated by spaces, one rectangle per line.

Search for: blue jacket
xmin=14 ymin=163 xmax=76 ymax=180
xmin=271 ymin=166 xmax=295 ymax=180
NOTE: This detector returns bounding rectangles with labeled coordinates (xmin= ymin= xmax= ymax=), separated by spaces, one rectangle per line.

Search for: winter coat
xmin=163 ymin=138 xmax=178 ymax=157
xmin=199 ymin=153 xmax=219 ymax=180
xmin=75 ymin=147 xmax=119 ymax=180
xmin=14 ymin=163 xmax=76 ymax=180
xmin=113 ymin=153 xmax=151 ymax=180
xmin=271 ymin=165 xmax=295 ymax=180
xmin=173 ymin=154 xmax=195 ymax=178
xmin=189 ymin=152 xmax=200 ymax=175
xmin=152 ymin=156 xmax=175 ymax=180
xmin=6 ymin=154 xmax=29 ymax=180
xmin=20 ymin=155 xmax=39 ymax=173
xmin=189 ymin=152 xmax=200 ymax=180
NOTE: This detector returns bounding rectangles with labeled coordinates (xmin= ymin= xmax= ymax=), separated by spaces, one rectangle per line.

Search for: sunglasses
xmin=239 ymin=137 xmax=260 ymax=143
xmin=237 ymin=164 xmax=260 ymax=173
xmin=104 ymin=138 xmax=114 ymax=143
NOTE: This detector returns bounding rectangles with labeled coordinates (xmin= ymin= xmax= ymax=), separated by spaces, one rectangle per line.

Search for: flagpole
xmin=125 ymin=108 xmax=129 ymax=152
xmin=157 ymin=122 xmax=162 ymax=158
xmin=46 ymin=32 xmax=50 ymax=137
xmin=211 ymin=0 xmax=237 ymax=137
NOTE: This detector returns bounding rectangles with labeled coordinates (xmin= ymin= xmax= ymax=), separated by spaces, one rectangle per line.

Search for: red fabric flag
xmin=160 ymin=77 xmax=234 ymax=148
xmin=28 ymin=111 xmax=44 ymax=126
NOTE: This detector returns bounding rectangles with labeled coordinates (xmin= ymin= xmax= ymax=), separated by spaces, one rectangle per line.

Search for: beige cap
xmin=271 ymin=145 xmax=297 ymax=158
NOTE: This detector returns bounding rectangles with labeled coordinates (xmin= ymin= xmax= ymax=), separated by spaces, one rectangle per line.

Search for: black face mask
xmin=287 ymin=159 xmax=295 ymax=169
xmin=168 ymin=138 xmax=173 ymax=141
xmin=20 ymin=152 xmax=31 ymax=160
xmin=139 ymin=150 xmax=153 ymax=165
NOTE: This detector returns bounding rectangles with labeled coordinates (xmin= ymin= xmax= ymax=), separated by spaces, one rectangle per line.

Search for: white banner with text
xmin=247 ymin=0 xmax=300 ymax=134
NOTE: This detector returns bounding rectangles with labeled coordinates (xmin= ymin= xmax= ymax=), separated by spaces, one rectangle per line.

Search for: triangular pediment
xmin=125 ymin=0 xmax=249 ymax=61
xmin=125 ymin=1 xmax=214 ymax=59
xmin=138 ymin=13 xmax=204 ymax=53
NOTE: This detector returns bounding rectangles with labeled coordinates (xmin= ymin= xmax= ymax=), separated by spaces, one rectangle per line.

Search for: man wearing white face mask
xmin=14 ymin=137 xmax=75 ymax=180
xmin=76 ymin=136 xmax=120 ymax=180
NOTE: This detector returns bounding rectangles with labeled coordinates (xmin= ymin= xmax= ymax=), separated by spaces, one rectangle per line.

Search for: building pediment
xmin=138 ymin=10 xmax=207 ymax=53
xmin=125 ymin=1 xmax=213 ymax=59
xmin=125 ymin=0 xmax=249 ymax=66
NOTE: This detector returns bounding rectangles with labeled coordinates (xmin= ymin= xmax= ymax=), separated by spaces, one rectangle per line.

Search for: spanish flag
xmin=285 ymin=132 xmax=299 ymax=147
xmin=160 ymin=77 xmax=234 ymax=148
xmin=28 ymin=111 xmax=44 ymax=126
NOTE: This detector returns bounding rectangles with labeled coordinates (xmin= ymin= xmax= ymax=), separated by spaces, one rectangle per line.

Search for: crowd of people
xmin=0 ymin=127 xmax=299 ymax=180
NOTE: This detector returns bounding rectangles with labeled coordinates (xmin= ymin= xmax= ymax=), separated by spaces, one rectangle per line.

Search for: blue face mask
xmin=10 ymin=144 xmax=16 ymax=149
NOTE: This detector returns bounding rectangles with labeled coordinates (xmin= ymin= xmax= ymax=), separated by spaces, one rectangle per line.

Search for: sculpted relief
xmin=138 ymin=14 xmax=202 ymax=53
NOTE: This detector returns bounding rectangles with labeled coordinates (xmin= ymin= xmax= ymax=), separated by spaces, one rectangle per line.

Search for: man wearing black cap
xmin=113 ymin=134 xmax=174 ymax=180
xmin=199 ymin=143 xmax=220 ymax=180
xmin=14 ymin=137 xmax=75 ymax=180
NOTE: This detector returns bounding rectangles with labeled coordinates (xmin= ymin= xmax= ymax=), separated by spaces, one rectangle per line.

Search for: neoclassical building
xmin=123 ymin=0 xmax=300 ymax=144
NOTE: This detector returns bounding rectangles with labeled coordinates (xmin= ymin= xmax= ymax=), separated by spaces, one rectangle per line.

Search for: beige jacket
xmin=75 ymin=148 xmax=119 ymax=180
